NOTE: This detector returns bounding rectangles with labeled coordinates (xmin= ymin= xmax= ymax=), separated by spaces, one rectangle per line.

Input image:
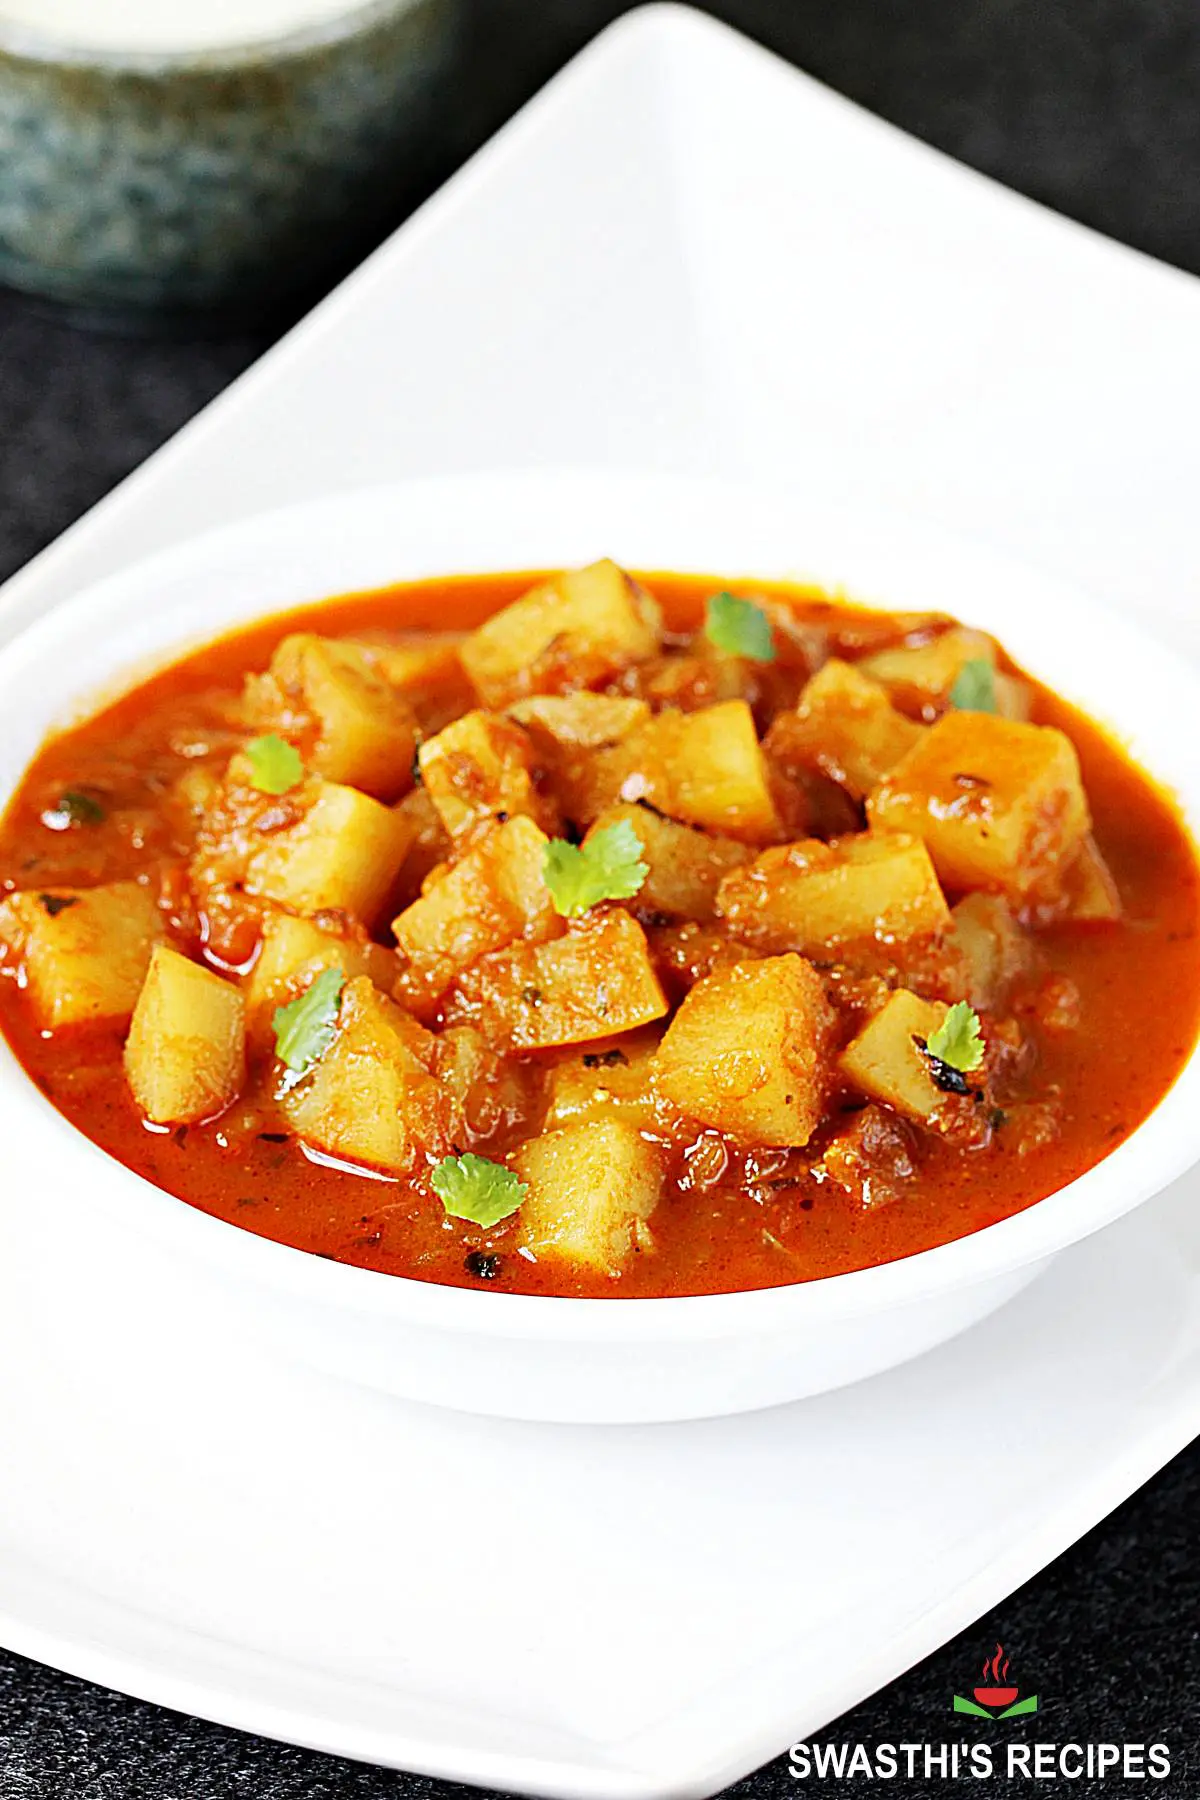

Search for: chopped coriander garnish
xmin=924 ymin=1001 xmax=985 ymax=1074
xmin=948 ymin=659 xmax=997 ymax=714
xmin=246 ymin=734 xmax=304 ymax=795
xmin=272 ymin=967 xmax=345 ymax=1091
xmin=704 ymin=591 xmax=776 ymax=662
xmin=41 ymin=789 xmax=105 ymax=830
xmin=432 ymin=1153 xmax=527 ymax=1228
xmin=543 ymin=819 xmax=648 ymax=917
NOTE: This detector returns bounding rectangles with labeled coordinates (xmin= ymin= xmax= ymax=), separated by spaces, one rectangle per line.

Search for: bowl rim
xmin=0 ymin=0 xmax=433 ymax=73
xmin=2 ymin=465 xmax=1199 ymax=1345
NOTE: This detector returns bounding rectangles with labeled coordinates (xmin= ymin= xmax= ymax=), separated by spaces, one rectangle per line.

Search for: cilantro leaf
xmin=41 ymin=788 xmax=105 ymax=830
xmin=948 ymin=659 xmax=997 ymax=714
xmin=925 ymin=1001 xmax=985 ymax=1074
xmin=273 ymin=967 xmax=345 ymax=1091
xmin=704 ymin=591 xmax=776 ymax=662
xmin=543 ymin=819 xmax=648 ymax=917
xmin=432 ymin=1153 xmax=527 ymax=1227
xmin=246 ymin=734 xmax=305 ymax=795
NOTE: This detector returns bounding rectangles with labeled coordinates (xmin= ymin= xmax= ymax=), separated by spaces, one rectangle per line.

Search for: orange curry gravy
xmin=1 ymin=572 xmax=1198 ymax=1298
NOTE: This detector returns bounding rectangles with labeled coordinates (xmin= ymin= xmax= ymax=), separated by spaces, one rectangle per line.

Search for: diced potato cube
xmin=543 ymin=1029 xmax=663 ymax=1131
xmin=993 ymin=673 xmax=1034 ymax=721
xmin=418 ymin=709 xmax=558 ymax=840
xmin=506 ymin=692 xmax=650 ymax=749
xmin=764 ymin=659 xmax=923 ymax=800
xmin=343 ymin=634 xmax=474 ymax=734
xmin=244 ymin=780 xmax=413 ymax=924
xmin=461 ymin=560 xmax=661 ymax=707
xmin=717 ymin=832 xmax=951 ymax=963
xmin=280 ymin=975 xmax=456 ymax=1174
xmin=253 ymin=634 xmax=419 ymax=800
xmin=167 ymin=764 xmax=224 ymax=839
xmin=586 ymin=804 xmax=751 ymax=921
xmin=633 ymin=649 xmax=753 ymax=712
xmin=1058 ymin=833 xmax=1122 ymax=923
xmin=567 ymin=701 xmax=781 ymax=843
xmin=859 ymin=627 xmax=998 ymax=714
xmin=859 ymin=626 xmax=1033 ymax=722
xmin=390 ymin=785 xmax=454 ymax=906
xmin=433 ymin=1024 xmax=533 ymax=1143
xmin=392 ymin=815 xmax=560 ymax=1008
xmin=0 ymin=880 xmax=162 ymax=1028
xmin=866 ymin=712 xmax=1091 ymax=900
xmin=839 ymin=988 xmax=960 ymax=1122
xmin=655 ymin=954 xmax=834 ymax=1146
xmin=242 ymin=909 xmax=397 ymax=1054
xmin=950 ymin=893 xmax=1031 ymax=1009
xmin=515 ymin=1117 xmax=662 ymax=1276
xmin=124 ymin=944 xmax=246 ymax=1125
xmin=449 ymin=910 xmax=668 ymax=1051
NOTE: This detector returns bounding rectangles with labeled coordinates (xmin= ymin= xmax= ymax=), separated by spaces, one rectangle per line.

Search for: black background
xmin=1 ymin=1 xmax=1198 ymax=1794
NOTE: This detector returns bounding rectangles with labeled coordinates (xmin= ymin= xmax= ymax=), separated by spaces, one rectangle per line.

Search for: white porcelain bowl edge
xmin=2 ymin=470 xmax=1198 ymax=1422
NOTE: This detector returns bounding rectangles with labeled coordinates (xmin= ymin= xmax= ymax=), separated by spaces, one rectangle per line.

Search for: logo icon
xmin=952 ymin=1644 xmax=1039 ymax=1720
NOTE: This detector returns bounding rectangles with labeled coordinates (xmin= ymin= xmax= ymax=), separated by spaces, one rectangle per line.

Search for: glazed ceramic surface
xmin=1 ymin=7 xmax=1199 ymax=1787
xmin=0 ymin=0 xmax=458 ymax=316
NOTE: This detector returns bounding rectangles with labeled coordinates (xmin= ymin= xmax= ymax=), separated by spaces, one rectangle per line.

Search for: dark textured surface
xmin=1 ymin=0 xmax=1198 ymax=1793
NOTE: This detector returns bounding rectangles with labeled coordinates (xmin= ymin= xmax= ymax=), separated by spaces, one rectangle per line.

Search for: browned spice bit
xmin=583 ymin=1048 xmax=628 ymax=1069
xmin=913 ymin=1034 xmax=974 ymax=1097
xmin=521 ymin=986 xmax=542 ymax=1007
xmin=37 ymin=894 xmax=78 ymax=917
xmin=173 ymin=1124 xmax=189 ymax=1146
xmin=465 ymin=1251 xmax=502 ymax=1280
xmin=258 ymin=1130 xmax=289 ymax=1143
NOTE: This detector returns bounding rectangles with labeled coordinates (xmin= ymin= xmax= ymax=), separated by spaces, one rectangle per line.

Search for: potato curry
xmin=1 ymin=562 xmax=1198 ymax=1297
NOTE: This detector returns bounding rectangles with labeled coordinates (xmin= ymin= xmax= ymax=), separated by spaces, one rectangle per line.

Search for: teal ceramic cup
xmin=0 ymin=0 xmax=459 ymax=320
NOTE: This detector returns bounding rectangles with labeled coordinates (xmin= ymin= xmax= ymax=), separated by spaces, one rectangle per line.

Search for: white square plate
xmin=2 ymin=8 xmax=1200 ymax=1797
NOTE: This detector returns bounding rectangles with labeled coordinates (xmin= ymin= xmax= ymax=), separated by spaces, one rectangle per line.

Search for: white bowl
xmin=3 ymin=470 xmax=1199 ymax=1423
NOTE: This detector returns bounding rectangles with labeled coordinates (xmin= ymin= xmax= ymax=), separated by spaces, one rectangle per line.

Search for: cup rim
xmin=0 ymin=0 xmax=429 ymax=73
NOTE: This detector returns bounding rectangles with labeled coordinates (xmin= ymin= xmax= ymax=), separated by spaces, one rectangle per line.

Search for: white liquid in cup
xmin=0 ymin=0 xmax=377 ymax=55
